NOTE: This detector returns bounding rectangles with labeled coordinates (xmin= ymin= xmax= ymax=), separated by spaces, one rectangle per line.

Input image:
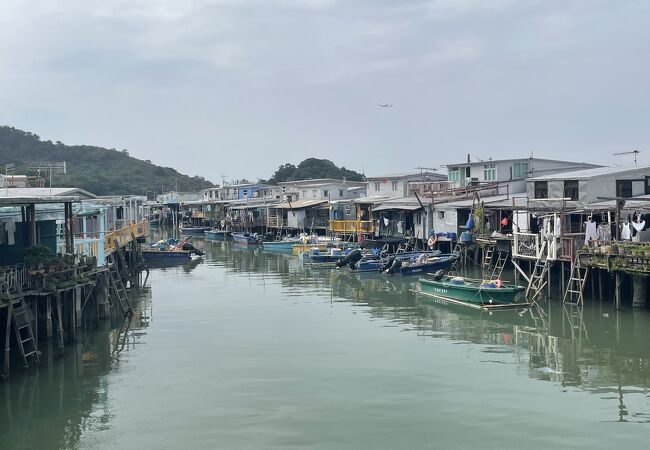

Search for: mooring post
xmin=632 ymin=274 xmax=648 ymax=309
xmin=598 ymin=269 xmax=603 ymax=301
xmin=3 ymin=307 xmax=12 ymax=378
xmin=75 ymin=286 xmax=82 ymax=328
xmin=615 ymin=273 xmax=622 ymax=310
xmin=45 ymin=296 xmax=53 ymax=337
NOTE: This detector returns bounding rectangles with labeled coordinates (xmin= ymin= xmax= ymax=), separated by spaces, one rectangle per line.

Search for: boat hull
xmin=205 ymin=230 xmax=231 ymax=240
xmin=232 ymin=233 xmax=261 ymax=245
xmin=262 ymin=240 xmax=299 ymax=251
xmin=179 ymin=226 xmax=210 ymax=235
xmin=419 ymin=277 xmax=525 ymax=305
xmin=142 ymin=250 xmax=191 ymax=261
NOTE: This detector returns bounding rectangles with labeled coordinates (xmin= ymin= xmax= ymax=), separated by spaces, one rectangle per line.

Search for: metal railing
xmin=512 ymin=232 xmax=559 ymax=260
xmin=0 ymin=264 xmax=37 ymax=295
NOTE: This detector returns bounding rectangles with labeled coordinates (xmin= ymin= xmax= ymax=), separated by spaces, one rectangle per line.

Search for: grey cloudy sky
xmin=1 ymin=0 xmax=649 ymax=183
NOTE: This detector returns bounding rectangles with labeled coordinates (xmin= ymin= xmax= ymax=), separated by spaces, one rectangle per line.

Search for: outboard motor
xmin=385 ymin=258 xmax=402 ymax=274
xmin=335 ymin=249 xmax=363 ymax=268
xmin=432 ymin=269 xmax=445 ymax=281
xmin=378 ymin=256 xmax=396 ymax=273
xmin=182 ymin=242 xmax=204 ymax=256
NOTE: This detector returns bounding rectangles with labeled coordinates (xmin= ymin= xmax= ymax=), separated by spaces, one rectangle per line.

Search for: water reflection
xmin=0 ymin=290 xmax=152 ymax=449
xmin=2 ymin=238 xmax=650 ymax=450
xmin=203 ymin=242 xmax=650 ymax=423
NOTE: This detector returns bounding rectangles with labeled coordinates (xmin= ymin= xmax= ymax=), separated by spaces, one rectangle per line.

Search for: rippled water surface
xmin=1 ymin=239 xmax=650 ymax=449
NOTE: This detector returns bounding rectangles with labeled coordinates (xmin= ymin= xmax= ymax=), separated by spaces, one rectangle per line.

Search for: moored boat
xmin=205 ymin=229 xmax=232 ymax=240
xmin=179 ymin=225 xmax=210 ymax=235
xmin=262 ymin=238 xmax=301 ymax=251
xmin=232 ymin=232 xmax=262 ymax=245
xmin=379 ymin=253 xmax=458 ymax=276
xmin=419 ymin=275 xmax=526 ymax=307
xmin=141 ymin=248 xmax=192 ymax=261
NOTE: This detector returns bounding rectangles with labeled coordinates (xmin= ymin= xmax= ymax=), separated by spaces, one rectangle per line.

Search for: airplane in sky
xmin=378 ymin=103 xmax=393 ymax=108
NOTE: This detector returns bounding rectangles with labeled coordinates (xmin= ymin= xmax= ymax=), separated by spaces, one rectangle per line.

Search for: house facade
xmin=445 ymin=157 xmax=600 ymax=194
xmin=365 ymin=172 xmax=446 ymax=199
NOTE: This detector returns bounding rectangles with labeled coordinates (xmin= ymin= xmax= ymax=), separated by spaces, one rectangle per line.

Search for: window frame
xmin=483 ymin=163 xmax=497 ymax=181
xmin=563 ymin=180 xmax=579 ymax=201
xmin=534 ymin=181 xmax=548 ymax=199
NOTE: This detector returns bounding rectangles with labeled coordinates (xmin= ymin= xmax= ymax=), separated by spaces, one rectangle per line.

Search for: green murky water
xmin=1 ymin=240 xmax=649 ymax=449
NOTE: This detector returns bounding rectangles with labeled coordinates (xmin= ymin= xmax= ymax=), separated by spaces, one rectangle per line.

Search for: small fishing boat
xmin=378 ymin=253 xmax=458 ymax=276
xmin=232 ymin=232 xmax=262 ymax=245
xmin=339 ymin=250 xmax=442 ymax=272
xmin=262 ymin=238 xmax=301 ymax=251
xmin=141 ymin=248 xmax=192 ymax=261
xmin=419 ymin=274 xmax=527 ymax=308
xmin=179 ymin=225 xmax=210 ymax=235
xmin=301 ymin=247 xmax=354 ymax=268
xmin=205 ymin=229 xmax=232 ymax=240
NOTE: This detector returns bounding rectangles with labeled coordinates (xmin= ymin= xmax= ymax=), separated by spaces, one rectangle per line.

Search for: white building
xmin=365 ymin=171 xmax=447 ymax=199
xmin=445 ymin=156 xmax=600 ymax=194
xmin=278 ymin=179 xmax=367 ymax=201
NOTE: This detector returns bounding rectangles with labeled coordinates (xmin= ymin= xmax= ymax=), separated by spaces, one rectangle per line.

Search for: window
xmin=448 ymin=167 xmax=460 ymax=182
xmin=323 ymin=190 xmax=329 ymax=197
xmin=513 ymin=162 xmax=529 ymax=178
xmin=302 ymin=190 xmax=307 ymax=198
xmin=483 ymin=163 xmax=496 ymax=181
xmin=374 ymin=181 xmax=381 ymax=191
xmin=534 ymin=181 xmax=548 ymax=199
xmin=339 ymin=189 xmax=344 ymax=197
xmin=438 ymin=211 xmax=445 ymax=219
xmin=616 ymin=180 xmax=632 ymax=198
xmin=312 ymin=189 xmax=317 ymax=197
xmin=646 ymin=176 xmax=650 ymax=195
xmin=391 ymin=180 xmax=398 ymax=191
xmin=563 ymin=180 xmax=579 ymax=201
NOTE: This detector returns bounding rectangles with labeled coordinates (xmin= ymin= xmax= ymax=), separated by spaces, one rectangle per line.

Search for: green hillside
xmin=265 ymin=158 xmax=365 ymax=184
xmin=0 ymin=126 xmax=214 ymax=196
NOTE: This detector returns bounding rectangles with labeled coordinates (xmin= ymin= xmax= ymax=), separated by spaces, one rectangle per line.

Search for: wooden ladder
xmin=114 ymin=239 xmax=130 ymax=279
xmin=108 ymin=254 xmax=132 ymax=317
xmin=483 ymin=244 xmax=494 ymax=271
xmin=490 ymin=251 xmax=508 ymax=280
xmin=563 ymin=252 xmax=589 ymax=305
xmin=525 ymin=240 xmax=549 ymax=300
xmin=10 ymin=296 xmax=40 ymax=368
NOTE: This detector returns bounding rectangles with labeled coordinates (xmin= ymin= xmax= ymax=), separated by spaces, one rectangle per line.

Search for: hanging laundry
xmin=383 ymin=217 xmax=389 ymax=227
xmin=374 ymin=220 xmax=380 ymax=237
xmin=5 ymin=218 xmax=16 ymax=245
xmin=621 ymin=221 xmax=632 ymax=241
xmin=584 ymin=217 xmax=597 ymax=244
xmin=396 ymin=221 xmax=403 ymax=234
xmin=597 ymin=223 xmax=611 ymax=241
xmin=632 ymin=219 xmax=646 ymax=233
xmin=554 ymin=216 xmax=561 ymax=236
xmin=500 ymin=217 xmax=508 ymax=226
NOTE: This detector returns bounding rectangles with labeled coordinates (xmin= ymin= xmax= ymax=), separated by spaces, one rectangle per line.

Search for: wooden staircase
xmin=525 ymin=240 xmax=549 ymax=301
xmin=107 ymin=254 xmax=132 ymax=317
xmin=563 ymin=252 xmax=589 ymax=305
xmin=10 ymin=295 xmax=39 ymax=368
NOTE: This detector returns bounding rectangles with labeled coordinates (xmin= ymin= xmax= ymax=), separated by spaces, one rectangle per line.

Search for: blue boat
xmin=179 ymin=226 xmax=210 ymax=235
xmin=336 ymin=250 xmax=441 ymax=272
xmin=232 ymin=232 xmax=262 ymax=245
xmin=141 ymin=248 xmax=191 ymax=261
xmin=381 ymin=253 xmax=458 ymax=276
xmin=205 ymin=230 xmax=232 ymax=240
xmin=261 ymin=239 xmax=301 ymax=252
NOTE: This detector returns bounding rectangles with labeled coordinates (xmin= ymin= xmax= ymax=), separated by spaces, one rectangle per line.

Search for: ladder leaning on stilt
xmin=563 ymin=251 xmax=589 ymax=305
xmin=107 ymin=253 xmax=133 ymax=317
xmin=483 ymin=244 xmax=494 ymax=271
xmin=490 ymin=251 xmax=508 ymax=281
xmin=525 ymin=240 xmax=549 ymax=301
xmin=10 ymin=295 xmax=40 ymax=368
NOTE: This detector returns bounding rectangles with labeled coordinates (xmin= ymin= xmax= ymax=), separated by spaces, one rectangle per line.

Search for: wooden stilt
xmin=45 ymin=297 xmax=52 ymax=337
xmin=615 ymin=272 xmax=622 ymax=310
xmin=56 ymin=293 xmax=64 ymax=355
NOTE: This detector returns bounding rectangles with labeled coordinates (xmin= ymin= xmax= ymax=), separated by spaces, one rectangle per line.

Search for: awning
xmin=373 ymin=203 xmax=422 ymax=212
xmin=272 ymin=200 xmax=328 ymax=209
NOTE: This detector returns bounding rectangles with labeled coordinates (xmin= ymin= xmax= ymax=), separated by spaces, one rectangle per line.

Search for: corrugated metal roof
xmin=373 ymin=203 xmax=422 ymax=211
xmin=437 ymin=195 xmax=510 ymax=208
xmin=528 ymin=165 xmax=647 ymax=181
xmin=271 ymin=200 xmax=328 ymax=209
xmin=0 ymin=187 xmax=96 ymax=199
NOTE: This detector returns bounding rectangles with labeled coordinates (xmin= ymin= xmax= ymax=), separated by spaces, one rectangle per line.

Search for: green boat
xmin=418 ymin=275 xmax=527 ymax=309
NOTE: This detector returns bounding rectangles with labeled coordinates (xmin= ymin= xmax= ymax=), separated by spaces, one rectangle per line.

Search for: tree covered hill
xmin=0 ymin=126 xmax=214 ymax=196
xmin=265 ymin=158 xmax=365 ymax=184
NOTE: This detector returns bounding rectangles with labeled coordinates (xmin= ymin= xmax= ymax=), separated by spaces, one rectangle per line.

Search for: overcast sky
xmin=1 ymin=0 xmax=649 ymax=183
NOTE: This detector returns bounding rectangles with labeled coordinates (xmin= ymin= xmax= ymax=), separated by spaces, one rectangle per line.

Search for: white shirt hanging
xmin=621 ymin=222 xmax=632 ymax=241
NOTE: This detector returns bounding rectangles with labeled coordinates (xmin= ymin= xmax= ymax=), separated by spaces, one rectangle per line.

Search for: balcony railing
xmin=328 ymin=220 xmax=375 ymax=234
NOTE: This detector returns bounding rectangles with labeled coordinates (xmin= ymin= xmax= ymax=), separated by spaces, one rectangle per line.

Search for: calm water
xmin=1 ymin=239 xmax=650 ymax=449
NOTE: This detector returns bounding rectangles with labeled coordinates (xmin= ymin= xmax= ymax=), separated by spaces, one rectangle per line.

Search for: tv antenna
xmin=28 ymin=161 xmax=67 ymax=195
xmin=613 ymin=149 xmax=641 ymax=165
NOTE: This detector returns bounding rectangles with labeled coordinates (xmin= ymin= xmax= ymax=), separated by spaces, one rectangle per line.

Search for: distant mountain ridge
xmin=0 ymin=126 xmax=214 ymax=196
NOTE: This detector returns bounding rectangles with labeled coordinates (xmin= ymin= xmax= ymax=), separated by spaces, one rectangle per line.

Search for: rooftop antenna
xmin=28 ymin=161 xmax=66 ymax=195
xmin=613 ymin=148 xmax=641 ymax=165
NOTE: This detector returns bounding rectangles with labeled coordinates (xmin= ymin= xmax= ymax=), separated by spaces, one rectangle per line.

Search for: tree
xmin=267 ymin=158 xmax=364 ymax=184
